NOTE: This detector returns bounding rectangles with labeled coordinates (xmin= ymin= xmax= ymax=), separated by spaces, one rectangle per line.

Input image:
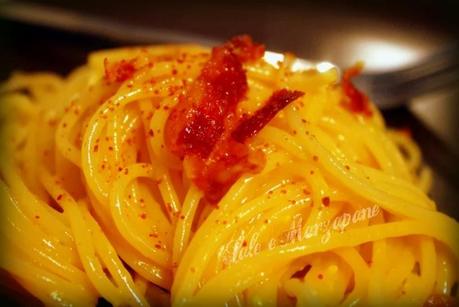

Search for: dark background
xmin=1 ymin=0 xmax=459 ymax=77
xmin=1 ymin=1 xmax=459 ymax=305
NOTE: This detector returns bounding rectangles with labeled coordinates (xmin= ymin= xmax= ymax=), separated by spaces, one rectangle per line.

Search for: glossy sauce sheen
xmin=165 ymin=35 xmax=304 ymax=202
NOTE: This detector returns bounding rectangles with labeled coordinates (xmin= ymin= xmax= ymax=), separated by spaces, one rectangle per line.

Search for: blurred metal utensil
xmin=263 ymin=51 xmax=339 ymax=76
xmin=0 ymin=1 xmax=219 ymax=45
xmin=355 ymin=44 xmax=459 ymax=108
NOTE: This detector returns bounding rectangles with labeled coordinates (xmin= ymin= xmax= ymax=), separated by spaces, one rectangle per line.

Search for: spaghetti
xmin=0 ymin=35 xmax=457 ymax=306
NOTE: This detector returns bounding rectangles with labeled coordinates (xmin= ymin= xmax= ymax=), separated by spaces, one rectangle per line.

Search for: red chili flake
xmin=242 ymin=240 xmax=248 ymax=247
xmin=172 ymin=68 xmax=178 ymax=75
xmin=104 ymin=58 xmax=137 ymax=83
xmin=345 ymin=165 xmax=350 ymax=171
xmin=108 ymin=146 xmax=113 ymax=151
xmin=312 ymin=155 xmax=319 ymax=162
xmin=139 ymin=212 xmax=147 ymax=219
xmin=318 ymin=273 xmax=324 ymax=280
xmin=180 ymin=215 xmax=185 ymax=220
xmin=321 ymin=196 xmax=330 ymax=207
xmin=34 ymin=215 xmax=40 ymax=219
xmin=56 ymin=194 xmax=63 ymax=201
xmin=310 ymin=170 xmax=314 ymax=175
xmin=341 ymin=63 xmax=372 ymax=116
xmin=154 ymin=243 xmax=161 ymax=249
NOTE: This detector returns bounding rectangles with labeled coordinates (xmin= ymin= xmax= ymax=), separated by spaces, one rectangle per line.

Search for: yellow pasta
xmin=0 ymin=36 xmax=457 ymax=306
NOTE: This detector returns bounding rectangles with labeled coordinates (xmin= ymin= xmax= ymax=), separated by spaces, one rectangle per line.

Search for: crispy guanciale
xmin=341 ymin=63 xmax=372 ymax=116
xmin=165 ymin=35 xmax=304 ymax=202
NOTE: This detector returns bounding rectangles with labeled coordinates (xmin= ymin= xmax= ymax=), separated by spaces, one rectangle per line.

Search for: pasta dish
xmin=0 ymin=35 xmax=457 ymax=306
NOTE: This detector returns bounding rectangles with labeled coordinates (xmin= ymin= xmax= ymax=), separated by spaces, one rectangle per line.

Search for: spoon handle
xmin=358 ymin=44 xmax=459 ymax=108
